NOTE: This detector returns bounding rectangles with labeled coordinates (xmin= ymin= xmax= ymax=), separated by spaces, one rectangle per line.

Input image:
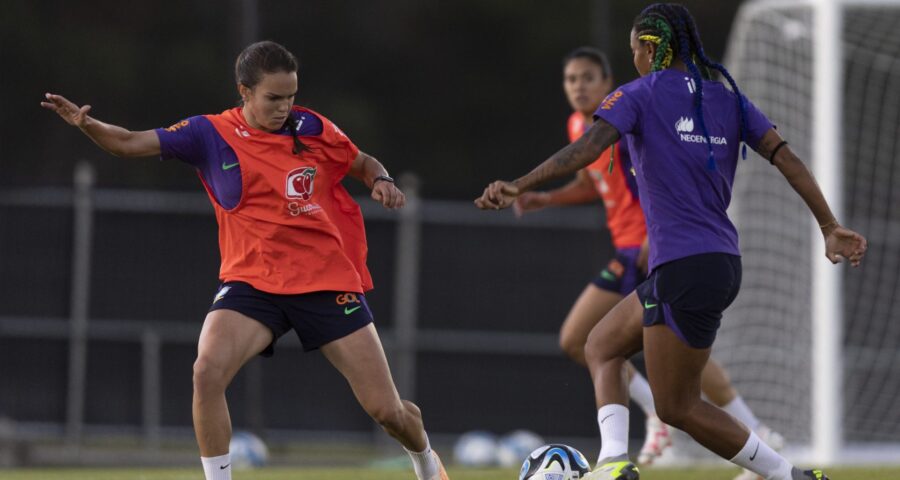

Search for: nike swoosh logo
xmin=749 ymin=443 xmax=759 ymax=461
xmin=220 ymin=463 xmax=230 ymax=470
xmin=344 ymin=306 xmax=362 ymax=315
xmin=222 ymin=161 xmax=239 ymax=170
xmin=600 ymin=414 xmax=614 ymax=424
xmin=644 ymin=299 xmax=658 ymax=309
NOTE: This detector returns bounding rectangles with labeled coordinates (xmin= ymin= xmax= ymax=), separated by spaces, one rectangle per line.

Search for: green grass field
xmin=1 ymin=467 xmax=899 ymax=480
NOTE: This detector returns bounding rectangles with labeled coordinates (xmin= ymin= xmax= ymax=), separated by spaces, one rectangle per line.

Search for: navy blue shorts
xmin=635 ymin=253 xmax=741 ymax=349
xmin=591 ymin=246 xmax=645 ymax=295
xmin=208 ymin=281 xmax=373 ymax=356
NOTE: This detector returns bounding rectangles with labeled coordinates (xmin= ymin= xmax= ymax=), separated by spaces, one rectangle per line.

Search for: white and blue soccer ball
xmin=453 ymin=430 xmax=499 ymax=467
xmin=519 ymin=444 xmax=591 ymax=480
xmin=496 ymin=430 xmax=545 ymax=467
xmin=229 ymin=431 xmax=269 ymax=469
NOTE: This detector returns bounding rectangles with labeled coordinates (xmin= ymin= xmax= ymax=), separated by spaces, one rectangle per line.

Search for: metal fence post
xmin=66 ymin=162 xmax=94 ymax=446
xmin=141 ymin=329 xmax=161 ymax=450
xmin=391 ymin=173 xmax=422 ymax=400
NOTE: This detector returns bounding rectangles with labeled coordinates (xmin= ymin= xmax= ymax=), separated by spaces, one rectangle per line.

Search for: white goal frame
xmin=729 ymin=0 xmax=900 ymax=465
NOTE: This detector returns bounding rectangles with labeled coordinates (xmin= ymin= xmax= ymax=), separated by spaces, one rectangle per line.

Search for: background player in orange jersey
xmin=42 ymin=41 xmax=447 ymax=480
xmin=515 ymin=47 xmax=783 ymax=476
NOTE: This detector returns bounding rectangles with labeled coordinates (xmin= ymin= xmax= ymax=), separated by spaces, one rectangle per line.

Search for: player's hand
xmin=823 ymin=225 xmax=867 ymax=267
xmin=475 ymin=181 xmax=519 ymax=210
xmin=41 ymin=93 xmax=91 ymax=128
xmin=513 ymin=191 xmax=551 ymax=217
xmin=371 ymin=180 xmax=405 ymax=210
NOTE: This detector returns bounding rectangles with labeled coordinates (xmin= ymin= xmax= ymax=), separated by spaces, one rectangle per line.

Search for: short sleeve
xmin=154 ymin=116 xmax=206 ymax=166
xmin=593 ymin=80 xmax=649 ymax=137
xmin=323 ymin=118 xmax=360 ymax=173
xmin=742 ymin=97 xmax=775 ymax=150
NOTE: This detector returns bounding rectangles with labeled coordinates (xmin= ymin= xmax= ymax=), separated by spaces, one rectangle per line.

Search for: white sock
xmin=729 ymin=430 xmax=793 ymax=480
xmin=405 ymin=436 xmax=439 ymax=480
xmin=628 ymin=373 xmax=656 ymax=415
xmin=722 ymin=396 xmax=761 ymax=431
xmin=201 ymin=453 xmax=232 ymax=480
xmin=597 ymin=404 xmax=630 ymax=463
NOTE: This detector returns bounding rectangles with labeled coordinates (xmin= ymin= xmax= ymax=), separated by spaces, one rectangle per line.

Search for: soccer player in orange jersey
xmin=42 ymin=41 xmax=448 ymax=480
xmin=515 ymin=47 xmax=784 ymax=475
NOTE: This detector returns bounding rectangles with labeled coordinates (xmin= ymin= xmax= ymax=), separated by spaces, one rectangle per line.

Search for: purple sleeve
xmin=593 ymin=80 xmax=648 ymax=137
xmin=154 ymin=116 xmax=206 ymax=166
xmin=743 ymin=97 xmax=775 ymax=150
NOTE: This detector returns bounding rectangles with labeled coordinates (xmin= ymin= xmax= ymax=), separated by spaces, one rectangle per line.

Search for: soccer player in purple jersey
xmin=476 ymin=4 xmax=866 ymax=480
xmin=517 ymin=46 xmax=786 ymax=476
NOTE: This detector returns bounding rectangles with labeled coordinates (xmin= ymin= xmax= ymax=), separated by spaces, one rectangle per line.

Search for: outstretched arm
xmin=40 ymin=93 xmax=160 ymax=157
xmin=348 ymin=151 xmax=405 ymax=209
xmin=475 ymin=118 xmax=620 ymax=210
xmin=755 ymin=128 xmax=867 ymax=266
xmin=514 ymin=170 xmax=600 ymax=216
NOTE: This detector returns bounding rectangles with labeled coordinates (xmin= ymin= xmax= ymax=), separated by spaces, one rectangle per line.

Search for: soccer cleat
xmin=428 ymin=451 xmax=449 ymax=480
xmin=801 ymin=470 xmax=828 ymax=480
xmin=636 ymin=415 xmax=672 ymax=466
xmin=584 ymin=460 xmax=640 ymax=480
xmin=732 ymin=424 xmax=786 ymax=480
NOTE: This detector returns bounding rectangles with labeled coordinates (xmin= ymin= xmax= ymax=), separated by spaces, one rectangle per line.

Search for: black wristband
xmin=768 ymin=140 xmax=788 ymax=164
xmin=372 ymin=175 xmax=394 ymax=185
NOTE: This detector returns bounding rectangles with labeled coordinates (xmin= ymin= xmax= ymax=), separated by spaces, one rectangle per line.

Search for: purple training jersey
xmin=155 ymin=109 xmax=323 ymax=209
xmin=594 ymin=69 xmax=773 ymax=271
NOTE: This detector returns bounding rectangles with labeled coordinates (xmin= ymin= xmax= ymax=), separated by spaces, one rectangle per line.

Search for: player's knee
xmin=192 ymin=356 xmax=229 ymax=394
xmin=583 ymin=336 xmax=608 ymax=369
xmin=559 ymin=332 xmax=585 ymax=363
xmin=654 ymin=399 xmax=691 ymax=429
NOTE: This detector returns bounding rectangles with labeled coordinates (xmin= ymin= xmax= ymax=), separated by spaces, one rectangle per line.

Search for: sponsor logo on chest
xmin=285 ymin=167 xmax=323 ymax=216
xmin=674 ymin=116 xmax=727 ymax=145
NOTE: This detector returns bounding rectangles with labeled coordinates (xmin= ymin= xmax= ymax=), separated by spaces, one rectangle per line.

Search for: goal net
xmin=719 ymin=0 xmax=900 ymax=463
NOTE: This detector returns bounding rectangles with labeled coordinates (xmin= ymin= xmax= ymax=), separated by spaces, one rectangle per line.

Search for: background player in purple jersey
xmin=476 ymin=4 xmax=866 ymax=480
xmin=516 ymin=46 xmax=786 ymax=475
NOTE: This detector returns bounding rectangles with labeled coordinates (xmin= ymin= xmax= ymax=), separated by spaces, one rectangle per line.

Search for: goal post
xmin=722 ymin=0 xmax=900 ymax=465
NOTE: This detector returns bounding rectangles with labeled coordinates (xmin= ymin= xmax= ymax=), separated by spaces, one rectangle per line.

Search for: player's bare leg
xmin=701 ymin=359 xmax=786 ymax=480
xmin=193 ymin=309 xmax=273 ymax=478
xmin=583 ymin=292 xmax=644 ymax=479
xmin=560 ymin=284 xmax=624 ymax=366
xmin=322 ymin=323 xmax=445 ymax=480
xmin=563 ymin=286 xmax=670 ymax=466
xmin=643 ymin=324 xmax=802 ymax=480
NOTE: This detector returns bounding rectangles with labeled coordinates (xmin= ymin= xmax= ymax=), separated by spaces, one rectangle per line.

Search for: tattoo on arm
xmin=513 ymin=118 xmax=620 ymax=192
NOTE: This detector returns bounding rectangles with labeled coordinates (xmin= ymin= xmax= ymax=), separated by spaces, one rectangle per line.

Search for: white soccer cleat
xmin=732 ymin=424 xmax=786 ymax=480
xmin=636 ymin=415 xmax=672 ymax=466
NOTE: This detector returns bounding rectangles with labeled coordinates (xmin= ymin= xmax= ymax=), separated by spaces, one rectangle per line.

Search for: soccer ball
xmin=229 ymin=431 xmax=269 ymax=469
xmin=519 ymin=444 xmax=591 ymax=480
xmin=453 ymin=430 xmax=499 ymax=467
xmin=496 ymin=430 xmax=545 ymax=467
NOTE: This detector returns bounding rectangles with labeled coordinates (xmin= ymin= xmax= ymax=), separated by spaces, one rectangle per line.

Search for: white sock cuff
xmin=405 ymin=436 xmax=438 ymax=480
xmin=597 ymin=404 xmax=630 ymax=462
xmin=201 ymin=453 xmax=232 ymax=480
xmin=723 ymin=396 xmax=761 ymax=431
xmin=729 ymin=430 xmax=792 ymax=480
xmin=628 ymin=373 xmax=656 ymax=415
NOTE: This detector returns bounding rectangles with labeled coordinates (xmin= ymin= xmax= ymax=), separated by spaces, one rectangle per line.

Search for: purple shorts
xmin=209 ymin=281 xmax=373 ymax=356
xmin=591 ymin=246 xmax=644 ymax=295
xmin=635 ymin=253 xmax=741 ymax=349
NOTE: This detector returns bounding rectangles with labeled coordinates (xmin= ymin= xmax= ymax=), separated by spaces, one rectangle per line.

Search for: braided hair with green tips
xmin=633 ymin=4 xmax=749 ymax=170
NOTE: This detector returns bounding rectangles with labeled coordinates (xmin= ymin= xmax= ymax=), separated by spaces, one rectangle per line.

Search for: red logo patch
xmin=607 ymin=259 xmax=625 ymax=277
xmin=286 ymin=167 xmax=317 ymax=201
